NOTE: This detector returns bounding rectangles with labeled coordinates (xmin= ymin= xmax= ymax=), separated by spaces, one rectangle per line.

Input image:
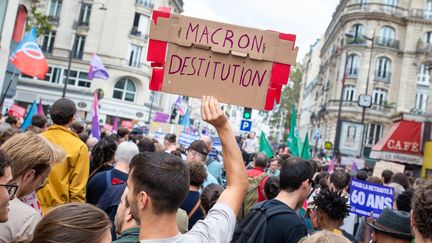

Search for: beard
xmin=129 ymin=198 xmax=141 ymax=223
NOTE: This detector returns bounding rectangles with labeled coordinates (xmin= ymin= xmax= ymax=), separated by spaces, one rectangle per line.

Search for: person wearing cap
xmin=367 ymin=207 xmax=413 ymax=243
xmin=186 ymin=140 xmax=218 ymax=188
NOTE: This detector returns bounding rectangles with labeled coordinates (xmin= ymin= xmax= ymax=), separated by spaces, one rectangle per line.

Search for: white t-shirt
xmin=140 ymin=203 xmax=236 ymax=243
xmin=244 ymin=138 xmax=258 ymax=153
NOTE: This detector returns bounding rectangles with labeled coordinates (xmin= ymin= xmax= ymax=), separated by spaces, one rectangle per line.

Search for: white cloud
xmin=182 ymin=0 xmax=340 ymax=62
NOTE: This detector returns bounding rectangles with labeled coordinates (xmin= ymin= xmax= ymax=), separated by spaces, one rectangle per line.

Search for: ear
xmin=410 ymin=210 xmax=416 ymax=228
xmin=125 ymin=208 xmax=133 ymax=222
xmin=137 ymin=191 xmax=149 ymax=211
xmin=22 ymin=169 xmax=36 ymax=182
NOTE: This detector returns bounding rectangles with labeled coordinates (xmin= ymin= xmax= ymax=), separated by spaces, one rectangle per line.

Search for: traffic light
xmin=243 ymin=107 xmax=252 ymax=119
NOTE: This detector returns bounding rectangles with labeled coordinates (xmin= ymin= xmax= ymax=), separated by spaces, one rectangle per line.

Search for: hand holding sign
xmin=201 ymin=96 xmax=228 ymax=129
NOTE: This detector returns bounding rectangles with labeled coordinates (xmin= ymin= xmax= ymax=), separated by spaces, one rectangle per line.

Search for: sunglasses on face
xmin=0 ymin=183 xmax=19 ymax=200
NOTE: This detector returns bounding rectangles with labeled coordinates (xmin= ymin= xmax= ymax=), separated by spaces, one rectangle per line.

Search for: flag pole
xmin=0 ymin=69 xmax=17 ymax=112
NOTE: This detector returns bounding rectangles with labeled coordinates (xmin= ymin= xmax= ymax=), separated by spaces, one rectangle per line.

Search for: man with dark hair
xmin=36 ymin=98 xmax=90 ymax=213
xmin=381 ymin=170 xmax=394 ymax=186
xmin=127 ymin=96 xmax=248 ymax=242
xmin=186 ymin=140 xmax=218 ymax=187
xmin=0 ymin=150 xmax=13 ymax=223
xmin=356 ymin=170 xmax=368 ymax=181
xmin=70 ymin=121 xmax=84 ymax=135
xmin=411 ymin=181 xmax=432 ymax=243
xmin=312 ymin=189 xmax=357 ymax=242
xmin=164 ymin=133 xmax=177 ymax=153
xmin=117 ymin=128 xmax=129 ymax=143
xmin=233 ymin=157 xmax=314 ymax=243
xmin=137 ymin=137 xmax=156 ymax=153
xmin=31 ymin=114 xmax=48 ymax=131
xmin=180 ymin=161 xmax=207 ymax=229
xmin=329 ymin=171 xmax=351 ymax=192
xmin=391 ymin=172 xmax=410 ymax=190
xmin=247 ymin=152 xmax=269 ymax=202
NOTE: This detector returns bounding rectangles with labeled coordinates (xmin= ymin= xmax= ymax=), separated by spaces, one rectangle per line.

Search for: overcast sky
xmin=182 ymin=0 xmax=340 ymax=63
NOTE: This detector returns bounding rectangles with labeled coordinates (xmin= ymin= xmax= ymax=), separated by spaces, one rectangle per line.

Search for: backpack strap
xmin=105 ymin=170 xmax=112 ymax=187
xmin=188 ymin=199 xmax=201 ymax=219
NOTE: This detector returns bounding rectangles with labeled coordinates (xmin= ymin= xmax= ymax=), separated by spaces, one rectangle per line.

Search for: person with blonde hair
xmin=31 ymin=203 xmax=112 ymax=243
xmin=0 ymin=132 xmax=65 ymax=242
xmin=299 ymin=230 xmax=351 ymax=243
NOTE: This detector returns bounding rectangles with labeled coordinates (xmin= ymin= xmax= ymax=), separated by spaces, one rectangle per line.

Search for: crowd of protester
xmin=0 ymin=96 xmax=430 ymax=243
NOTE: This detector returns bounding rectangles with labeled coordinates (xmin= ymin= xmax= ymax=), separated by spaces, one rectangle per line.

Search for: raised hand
xmin=201 ymin=96 xmax=228 ymax=129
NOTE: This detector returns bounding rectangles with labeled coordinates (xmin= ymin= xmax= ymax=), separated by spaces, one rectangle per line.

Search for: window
xmin=351 ymin=24 xmax=364 ymax=38
xmin=149 ymin=91 xmax=162 ymax=105
xmin=418 ymin=64 xmax=430 ymax=85
xmin=41 ymin=31 xmax=56 ymax=54
xmin=113 ymin=78 xmax=136 ymax=102
xmin=365 ymin=123 xmax=383 ymax=146
xmin=347 ymin=54 xmax=360 ymax=77
xmin=343 ymin=85 xmax=356 ymax=101
xmin=128 ymin=44 xmax=142 ymax=68
xmin=43 ymin=66 xmax=62 ymax=84
xmin=415 ymin=92 xmax=428 ymax=112
xmin=78 ymin=3 xmax=92 ymax=26
xmin=131 ymin=13 xmax=149 ymax=38
xmin=63 ymin=70 xmax=91 ymax=88
xmin=356 ymin=0 xmax=368 ymax=3
xmin=424 ymin=32 xmax=432 ymax=44
xmin=47 ymin=0 xmax=62 ymax=21
xmin=72 ymin=35 xmax=86 ymax=59
xmin=372 ymin=88 xmax=387 ymax=105
xmin=376 ymin=57 xmax=391 ymax=81
xmin=136 ymin=0 xmax=154 ymax=8
xmin=385 ymin=0 xmax=397 ymax=7
xmin=379 ymin=26 xmax=395 ymax=44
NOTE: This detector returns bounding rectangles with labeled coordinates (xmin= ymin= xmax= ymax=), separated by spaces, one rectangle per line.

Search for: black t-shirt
xmin=86 ymin=168 xmax=128 ymax=205
xmin=180 ymin=191 xmax=204 ymax=230
xmin=264 ymin=199 xmax=308 ymax=243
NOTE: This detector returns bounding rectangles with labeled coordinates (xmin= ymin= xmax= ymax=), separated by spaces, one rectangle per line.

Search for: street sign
xmin=240 ymin=120 xmax=252 ymax=132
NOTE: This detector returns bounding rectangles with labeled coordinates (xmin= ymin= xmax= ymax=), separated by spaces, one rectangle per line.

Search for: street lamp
xmin=62 ymin=1 xmax=107 ymax=98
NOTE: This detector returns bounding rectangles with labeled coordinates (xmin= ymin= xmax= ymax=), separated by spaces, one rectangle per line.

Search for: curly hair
xmin=188 ymin=161 xmax=207 ymax=187
xmin=313 ymin=189 xmax=350 ymax=221
xmin=412 ymin=181 xmax=432 ymax=240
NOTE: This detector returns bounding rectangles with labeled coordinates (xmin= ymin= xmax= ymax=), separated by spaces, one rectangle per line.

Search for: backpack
xmin=237 ymin=173 xmax=268 ymax=221
xmin=232 ymin=201 xmax=295 ymax=243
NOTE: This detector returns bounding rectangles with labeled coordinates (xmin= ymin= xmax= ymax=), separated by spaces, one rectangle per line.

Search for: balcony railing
xmin=374 ymin=71 xmax=391 ymax=83
xmin=72 ymin=51 xmax=83 ymax=59
xmin=130 ymin=27 xmax=149 ymax=40
xmin=347 ymin=68 xmax=359 ymax=79
xmin=344 ymin=3 xmax=409 ymax=18
xmin=374 ymin=37 xmax=400 ymax=49
xmin=416 ymin=42 xmax=432 ymax=54
xmin=411 ymin=9 xmax=432 ymax=20
xmin=347 ymin=36 xmax=367 ymax=45
xmin=47 ymin=15 xmax=60 ymax=23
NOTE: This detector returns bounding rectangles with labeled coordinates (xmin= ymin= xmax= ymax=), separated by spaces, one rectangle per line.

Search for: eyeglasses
xmin=0 ymin=183 xmax=19 ymax=200
xmin=38 ymin=173 xmax=49 ymax=187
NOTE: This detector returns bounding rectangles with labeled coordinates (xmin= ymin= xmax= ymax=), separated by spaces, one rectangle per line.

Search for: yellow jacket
xmin=37 ymin=125 xmax=89 ymax=213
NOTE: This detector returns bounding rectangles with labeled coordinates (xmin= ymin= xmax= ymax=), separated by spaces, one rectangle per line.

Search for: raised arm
xmin=201 ymin=96 xmax=248 ymax=215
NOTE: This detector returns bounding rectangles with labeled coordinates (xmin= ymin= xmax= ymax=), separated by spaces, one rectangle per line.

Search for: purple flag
xmin=112 ymin=116 xmax=118 ymax=134
xmin=328 ymin=155 xmax=336 ymax=174
xmin=351 ymin=162 xmax=359 ymax=174
xmin=174 ymin=96 xmax=185 ymax=115
xmin=37 ymin=100 xmax=45 ymax=116
xmin=91 ymin=92 xmax=101 ymax=139
xmin=87 ymin=53 xmax=109 ymax=80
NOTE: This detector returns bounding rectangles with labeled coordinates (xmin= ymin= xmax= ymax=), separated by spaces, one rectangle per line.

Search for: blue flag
xmin=21 ymin=101 xmax=38 ymax=131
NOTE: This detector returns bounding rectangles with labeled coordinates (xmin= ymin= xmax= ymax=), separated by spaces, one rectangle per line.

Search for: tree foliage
xmin=25 ymin=6 xmax=52 ymax=36
xmin=267 ymin=63 xmax=303 ymax=141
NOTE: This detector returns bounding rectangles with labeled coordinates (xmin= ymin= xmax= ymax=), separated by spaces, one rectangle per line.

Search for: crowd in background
xmin=0 ymin=96 xmax=430 ymax=243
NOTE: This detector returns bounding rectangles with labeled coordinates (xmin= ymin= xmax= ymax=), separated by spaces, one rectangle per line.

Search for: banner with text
xmin=349 ymin=179 xmax=394 ymax=219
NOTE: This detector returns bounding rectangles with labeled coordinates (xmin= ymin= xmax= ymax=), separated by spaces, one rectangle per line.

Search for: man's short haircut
xmin=31 ymin=115 xmax=48 ymax=129
xmin=356 ymin=170 xmax=368 ymax=181
xmin=314 ymin=189 xmax=349 ymax=221
xmin=254 ymin=154 xmax=268 ymax=168
xmin=396 ymin=189 xmax=413 ymax=212
xmin=412 ymin=181 xmax=432 ymax=240
xmin=164 ymin=133 xmax=176 ymax=144
xmin=330 ymin=172 xmax=351 ymax=191
xmin=0 ymin=149 xmax=11 ymax=177
xmin=264 ymin=176 xmax=280 ymax=200
xmin=70 ymin=121 xmax=84 ymax=134
xmin=5 ymin=116 xmax=18 ymax=126
xmin=280 ymin=157 xmax=314 ymax=192
xmin=381 ymin=170 xmax=394 ymax=184
xmin=391 ymin=172 xmax=410 ymax=189
xmin=117 ymin=128 xmax=129 ymax=138
xmin=129 ymin=152 xmax=189 ymax=214
xmin=137 ymin=137 xmax=156 ymax=153
xmin=188 ymin=161 xmax=207 ymax=187
xmin=50 ymin=98 xmax=76 ymax=126
xmin=115 ymin=141 xmax=139 ymax=164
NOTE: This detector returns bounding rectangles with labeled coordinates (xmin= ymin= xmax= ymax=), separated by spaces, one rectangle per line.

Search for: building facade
xmin=8 ymin=0 xmax=183 ymax=127
xmin=299 ymin=0 xmax=432 ymax=161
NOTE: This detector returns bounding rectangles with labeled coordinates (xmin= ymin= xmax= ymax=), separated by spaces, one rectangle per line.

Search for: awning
xmin=370 ymin=120 xmax=423 ymax=165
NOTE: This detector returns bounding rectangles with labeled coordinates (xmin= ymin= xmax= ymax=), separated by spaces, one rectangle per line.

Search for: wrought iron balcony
xmin=374 ymin=37 xmax=400 ymax=49
xmin=411 ymin=9 xmax=432 ymax=20
xmin=374 ymin=71 xmax=391 ymax=83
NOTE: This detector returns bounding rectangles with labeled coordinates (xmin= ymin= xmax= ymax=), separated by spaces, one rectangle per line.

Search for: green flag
xmin=301 ymin=132 xmax=311 ymax=160
xmin=286 ymin=105 xmax=300 ymax=156
xmin=259 ymin=131 xmax=274 ymax=158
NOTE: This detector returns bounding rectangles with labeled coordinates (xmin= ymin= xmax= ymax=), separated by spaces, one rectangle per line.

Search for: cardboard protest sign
xmin=147 ymin=7 xmax=299 ymax=110
xmin=148 ymin=121 xmax=184 ymax=142
xmin=350 ymin=179 xmax=394 ymax=219
xmin=372 ymin=160 xmax=405 ymax=178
